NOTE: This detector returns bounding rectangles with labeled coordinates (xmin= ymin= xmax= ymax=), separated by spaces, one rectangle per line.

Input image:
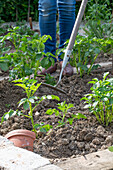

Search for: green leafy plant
xmin=81 ymin=72 xmax=113 ymax=126
xmin=71 ymin=35 xmax=101 ymax=77
xmin=46 ymin=101 xmax=87 ymax=128
xmin=0 ymin=28 xmax=56 ymax=80
xmin=1 ymin=78 xmax=60 ymax=137
xmin=83 ymin=20 xmax=113 ymax=54
xmin=95 ymin=37 xmax=113 ymax=55
xmin=45 ymin=74 xmax=56 ymax=86
xmin=1 ymin=27 xmax=24 ymax=50
xmin=86 ymin=0 xmax=112 ymax=20
xmin=84 ymin=20 xmax=113 ymax=39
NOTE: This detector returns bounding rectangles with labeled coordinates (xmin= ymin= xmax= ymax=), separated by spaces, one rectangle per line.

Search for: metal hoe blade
xmin=41 ymin=82 xmax=66 ymax=94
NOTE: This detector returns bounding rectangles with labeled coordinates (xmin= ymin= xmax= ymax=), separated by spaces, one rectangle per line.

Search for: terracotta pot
xmin=5 ymin=129 xmax=36 ymax=151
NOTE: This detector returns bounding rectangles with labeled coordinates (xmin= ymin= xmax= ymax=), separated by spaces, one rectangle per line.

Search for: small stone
xmin=84 ymin=133 xmax=93 ymax=141
xmin=0 ymin=129 xmax=9 ymax=135
xmin=12 ymin=123 xmax=20 ymax=129
xmin=35 ymin=111 xmax=40 ymax=116
xmin=101 ymin=145 xmax=108 ymax=150
xmin=77 ymin=142 xmax=85 ymax=150
xmin=14 ymin=117 xmax=20 ymax=123
xmin=96 ymin=125 xmax=105 ymax=135
xmin=81 ymin=128 xmax=87 ymax=135
xmin=92 ymin=138 xmax=101 ymax=145
xmin=70 ymin=136 xmax=75 ymax=141
xmin=66 ymin=133 xmax=71 ymax=139
xmin=90 ymin=148 xmax=96 ymax=153
xmin=85 ymin=143 xmax=90 ymax=150
xmin=105 ymin=135 xmax=113 ymax=144
xmin=57 ymin=128 xmax=62 ymax=134
xmin=68 ymin=141 xmax=77 ymax=150
xmin=71 ymin=155 xmax=76 ymax=158
xmin=62 ymin=134 xmax=66 ymax=138
xmin=58 ymin=138 xmax=69 ymax=145
xmin=2 ymin=121 xmax=9 ymax=128
xmin=77 ymin=134 xmax=84 ymax=141
xmin=78 ymin=128 xmax=88 ymax=140
xmin=90 ymin=143 xmax=97 ymax=149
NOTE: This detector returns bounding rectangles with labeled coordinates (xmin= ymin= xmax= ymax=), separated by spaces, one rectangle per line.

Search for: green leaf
xmin=68 ymin=103 xmax=74 ymax=109
xmin=23 ymin=101 xmax=29 ymax=110
xmin=46 ymin=109 xmax=55 ymax=115
xmin=92 ymin=101 xmax=98 ymax=108
xmin=1 ymin=109 xmax=22 ymax=124
xmin=28 ymin=98 xmax=35 ymax=103
xmin=91 ymin=64 xmax=101 ymax=71
xmin=88 ymin=81 xmax=97 ymax=84
xmin=41 ymin=57 xmax=50 ymax=68
xmin=54 ymin=110 xmax=60 ymax=116
xmin=72 ymin=113 xmax=87 ymax=119
xmin=84 ymin=104 xmax=91 ymax=109
xmin=12 ymin=79 xmax=23 ymax=83
xmin=109 ymin=98 xmax=113 ymax=105
xmin=18 ymin=98 xmax=27 ymax=107
xmin=40 ymin=124 xmax=53 ymax=133
xmin=67 ymin=118 xmax=74 ymax=125
xmin=58 ymin=120 xmax=65 ymax=126
xmin=1 ymin=109 xmax=14 ymax=123
xmin=14 ymin=83 xmax=26 ymax=89
xmin=39 ymin=127 xmax=47 ymax=133
xmin=47 ymin=95 xmax=60 ymax=101
xmin=108 ymin=146 xmax=113 ymax=152
xmin=34 ymin=122 xmax=44 ymax=129
xmin=101 ymin=97 xmax=108 ymax=102
xmin=0 ymin=63 xmax=9 ymax=71
xmin=92 ymin=78 xmax=98 ymax=82
xmin=103 ymin=72 xmax=109 ymax=80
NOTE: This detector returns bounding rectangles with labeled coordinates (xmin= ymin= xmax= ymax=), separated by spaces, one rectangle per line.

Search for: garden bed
xmin=0 ymin=67 xmax=113 ymax=163
xmin=0 ymin=23 xmax=113 ymax=163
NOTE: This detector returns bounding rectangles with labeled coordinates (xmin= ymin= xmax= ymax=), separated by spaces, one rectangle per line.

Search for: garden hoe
xmin=55 ymin=0 xmax=88 ymax=87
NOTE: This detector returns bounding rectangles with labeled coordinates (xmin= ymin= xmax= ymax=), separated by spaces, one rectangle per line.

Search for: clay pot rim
xmin=5 ymin=129 xmax=36 ymax=139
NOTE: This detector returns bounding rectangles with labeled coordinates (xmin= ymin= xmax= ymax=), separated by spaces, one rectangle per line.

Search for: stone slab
xmin=0 ymin=136 xmax=62 ymax=170
xmin=56 ymin=149 xmax=113 ymax=170
xmin=38 ymin=165 xmax=62 ymax=170
xmin=0 ymin=76 xmax=9 ymax=81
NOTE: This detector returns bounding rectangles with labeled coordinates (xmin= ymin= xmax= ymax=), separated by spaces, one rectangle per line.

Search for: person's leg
xmin=58 ymin=0 xmax=76 ymax=48
xmin=58 ymin=0 xmax=76 ymax=60
xmin=38 ymin=0 xmax=57 ymax=60
xmin=58 ymin=0 xmax=76 ymax=76
xmin=38 ymin=0 xmax=57 ymax=75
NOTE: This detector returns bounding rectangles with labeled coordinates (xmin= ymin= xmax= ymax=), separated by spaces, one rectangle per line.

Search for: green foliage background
xmin=0 ymin=0 xmax=112 ymax=22
xmin=0 ymin=0 xmax=39 ymax=22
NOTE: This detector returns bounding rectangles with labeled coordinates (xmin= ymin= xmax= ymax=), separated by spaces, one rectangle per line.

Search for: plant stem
xmin=73 ymin=52 xmax=78 ymax=74
xmin=78 ymin=47 xmax=82 ymax=77
xmin=29 ymin=103 xmax=37 ymax=136
xmin=88 ymin=53 xmax=98 ymax=74
xmin=62 ymin=112 xmax=65 ymax=123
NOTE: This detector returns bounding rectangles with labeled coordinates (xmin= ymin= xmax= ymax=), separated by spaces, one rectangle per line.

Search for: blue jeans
xmin=38 ymin=0 xmax=76 ymax=62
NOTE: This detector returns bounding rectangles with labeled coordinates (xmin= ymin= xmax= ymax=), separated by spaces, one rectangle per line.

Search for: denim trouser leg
xmin=38 ymin=0 xmax=57 ymax=61
xmin=58 ymin=0 xmax=76 ymax=61
xmin=38 ymin=0 xmax=76 ymax=62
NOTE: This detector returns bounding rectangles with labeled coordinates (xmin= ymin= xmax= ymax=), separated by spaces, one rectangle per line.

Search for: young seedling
xmin=1 ymin=78 xmax=60 ymax=137
xmin=81 ymin=72 xmax=113 ymax=126
xmin=46 ymin=101 xmax=87 ymax=128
